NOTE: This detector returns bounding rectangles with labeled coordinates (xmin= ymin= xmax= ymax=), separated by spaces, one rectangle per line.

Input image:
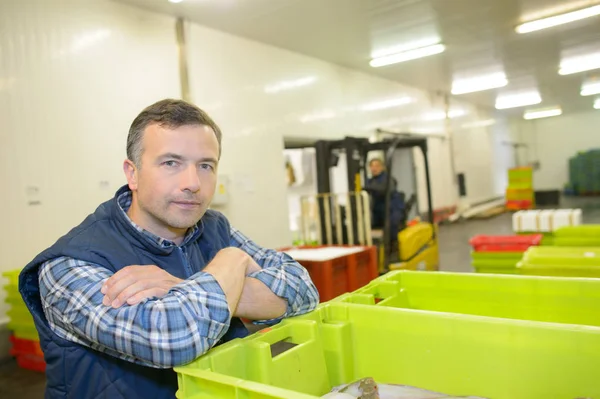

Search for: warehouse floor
xmin=2 ymin=196 xmax=600 ymax=398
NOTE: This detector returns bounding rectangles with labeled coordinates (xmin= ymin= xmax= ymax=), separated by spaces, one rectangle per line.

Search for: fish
xmin=322 ymin=377 xmax=490 ymax=399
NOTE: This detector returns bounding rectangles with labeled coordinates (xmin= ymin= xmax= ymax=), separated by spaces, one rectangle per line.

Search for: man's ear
xmin=123 ymin=159 xmax=138 ymax=190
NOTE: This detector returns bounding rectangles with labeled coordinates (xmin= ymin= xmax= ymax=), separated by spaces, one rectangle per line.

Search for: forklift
xmin=313 ymin=135 xmax=439 ymax=273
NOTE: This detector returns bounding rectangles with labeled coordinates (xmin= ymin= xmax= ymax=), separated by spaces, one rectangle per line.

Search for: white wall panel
xmin=0 ymin=0 xmax=180 ymax=322
xmin=515 ymin=110 xmax=600 ymax=190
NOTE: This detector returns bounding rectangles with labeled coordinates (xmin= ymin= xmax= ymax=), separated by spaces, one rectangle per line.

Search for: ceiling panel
xmin=115 ymin=0 xmax=600 ymax=115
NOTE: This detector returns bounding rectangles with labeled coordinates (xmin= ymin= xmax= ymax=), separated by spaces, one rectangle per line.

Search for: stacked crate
xmin=512 ymin=209 xmax=582 ymax=245
xmin=469 ymin=234 xmax=543 ymax=274
xmin=282 ymin=246 xmax=378 ymax=302
xmin=506 ymin=166 xmax=534 ymax=210
xmin=518 ymin=246 xmax=600 ymax=278
xmin=2 ymin=270 xmax=45 ymax=372
xmin=568 ymin=149 xmax=600 ymax=195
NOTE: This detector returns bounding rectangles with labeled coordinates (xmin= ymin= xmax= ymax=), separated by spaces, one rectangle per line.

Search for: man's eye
xmin=200 ymin=164 xmax=214 ymax=171
xmin=163 ymin=160 xmax=178 ymax=167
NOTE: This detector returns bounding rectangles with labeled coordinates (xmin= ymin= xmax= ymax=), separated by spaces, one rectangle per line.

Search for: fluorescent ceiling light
xmin=361 ymin=97 xmax=412 ymax=111
xmin=370 ymin=44 xmax=445 ymax=68
xmin=581 ymin=81 xmax=600 ymax=96
xmin=451 ymin=73 xmax=508 ymax=95
xmin=495 ymin=92 xmax=542 ymax=109
xmin=516 ymin=4 xmax=600 ymax=33
xmin=264 ymin=76 xmax=316 ymax=93
xmin=461 ymin=119 xmax=496 ymax=128
xmin=523 ymin=107 xmax=562 ymax=120
xmin=559 ymin=52 xmax=600 ymax=75
xmin=168 ymin=0 xmax=184 ymax=3
xmin=595 ymin=99 xmax=600 ymax=109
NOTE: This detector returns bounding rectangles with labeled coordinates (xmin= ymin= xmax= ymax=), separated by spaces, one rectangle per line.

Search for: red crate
xmin=9 ymin=335 xmax=44 ymax=357
xmin=281 ymin=246 xmax=378 ymax=302
xmin=13 ymin=353 xmax=46 ymax=373
xmin=469 ymin=234 xmax=543 ymax=252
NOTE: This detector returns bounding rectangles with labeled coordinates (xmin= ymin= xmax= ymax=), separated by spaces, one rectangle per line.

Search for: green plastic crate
xmin=7 ymin=321 xmax=39 ymax=341
xmin=551 ymin=226 xmax=600 ymax=246
xmin=471 ymin=251 xmax=524 ymax=260
xmin=2 ymin=270 xmax=20 ymax=286
xmin=2 ymin=283 xmax=19 ymax=297
xmin=518 ymin=246 xmax=600 ymax=277
xmin=338 ymin=270 xmax=600 ymax=326
xmin=471 ymin=253 xmax=522 ymax=274
xmin=175 ymin=302 xmax=600 ymax=399
xmin=7 ymin=307 xmax=35 ymax=326
xmin=554 ymin=225 xmax=600 ymax=237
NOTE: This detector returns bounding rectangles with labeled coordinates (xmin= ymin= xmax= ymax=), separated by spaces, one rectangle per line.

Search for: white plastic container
xmin=512 ymin=209 xmax=582 ymax=233
xmin=538 ymin=210 xmax=554 ymax=232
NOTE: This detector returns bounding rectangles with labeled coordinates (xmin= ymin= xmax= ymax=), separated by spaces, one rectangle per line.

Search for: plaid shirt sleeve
xmin=229 ymin=227 xmax=320 ymax=324
xmin=39 ymin=256 xmax=231 ymax=369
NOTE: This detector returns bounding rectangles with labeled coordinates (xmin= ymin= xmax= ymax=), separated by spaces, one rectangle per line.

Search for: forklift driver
xmin=364 ymin=158 xmax=397 ymax=229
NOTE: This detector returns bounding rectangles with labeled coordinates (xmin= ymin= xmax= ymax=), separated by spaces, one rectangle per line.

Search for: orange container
xmin=505 ymin=188 xmax=534 ymax=201
xmin=282 ymin=246 xmax=378 ymax=302
xmin=506 ymin=199 xmax=534 ymax=210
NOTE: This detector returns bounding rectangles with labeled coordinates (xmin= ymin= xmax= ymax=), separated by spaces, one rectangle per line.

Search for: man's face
xmin=369 ymin=160 xmax=384 ymax=177
xmin=124 ymin=123 xmax=219 ymax=240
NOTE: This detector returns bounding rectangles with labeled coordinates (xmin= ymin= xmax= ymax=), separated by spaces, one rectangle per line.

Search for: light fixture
xmin=580 ymin=81 xmax=600 ymax=96
xmin=168 ymin=0 xmax=184 ymax=3
xmin=523 ymin=107 xmax=562 ymax=120
xmin=495 ymin=92 xmax=542 ymax=109
xmin=370 ymin=44 xmax=445 ymax=68
xmin=516 ymin=4 xmax=600 ymax=34
xmin=451 ymin=72 xmax=508 ymax=95
xmin=559 ymin=53 xmax=600 ymax=75
xmin=595 ymin=98 xmax=600 ymax=109
xmin=360 ymin=97 xmax=412 ymax=111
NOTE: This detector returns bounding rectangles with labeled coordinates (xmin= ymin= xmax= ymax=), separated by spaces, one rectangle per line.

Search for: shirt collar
xmin=116 ymin=191 xmax=200 ymax=248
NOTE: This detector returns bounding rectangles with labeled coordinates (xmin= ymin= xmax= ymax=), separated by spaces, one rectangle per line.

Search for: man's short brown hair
xmin=127 ymin=99 xmax=222 ymax=167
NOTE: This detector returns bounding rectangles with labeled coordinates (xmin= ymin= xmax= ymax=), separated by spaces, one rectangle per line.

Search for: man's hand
xmin=101 ymin=265 xmax=183 ymax=308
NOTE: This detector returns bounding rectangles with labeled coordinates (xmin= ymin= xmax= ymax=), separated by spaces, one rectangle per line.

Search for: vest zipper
xmin=177 ymin=246 xmax=193 ymax=278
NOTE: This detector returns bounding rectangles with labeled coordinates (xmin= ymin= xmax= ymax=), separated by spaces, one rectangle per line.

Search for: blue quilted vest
xmin=19 ymin=185 xmax=248 ymax=398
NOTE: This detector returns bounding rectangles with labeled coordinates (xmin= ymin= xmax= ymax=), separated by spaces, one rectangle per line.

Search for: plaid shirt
xmin=39 ymin=192 xmax=319 ymax=368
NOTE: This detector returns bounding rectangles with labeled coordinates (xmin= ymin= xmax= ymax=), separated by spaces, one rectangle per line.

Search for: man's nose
xmin=181 ymin=165 xmax=201 ymax=193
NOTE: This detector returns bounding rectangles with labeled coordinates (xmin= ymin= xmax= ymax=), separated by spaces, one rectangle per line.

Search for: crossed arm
xmin=39 ymin=228 xmax=319 ymax=368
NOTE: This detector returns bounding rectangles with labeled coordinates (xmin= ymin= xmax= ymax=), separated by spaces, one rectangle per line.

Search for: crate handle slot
xmin=269 ymin=337 xmax=298 ymax=358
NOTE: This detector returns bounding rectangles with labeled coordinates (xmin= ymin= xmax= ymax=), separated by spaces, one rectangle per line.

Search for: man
xmin=19 ymin=99 xmax=319 ymax=399
xmin=364 ymin=158 xmax=397 ymax=229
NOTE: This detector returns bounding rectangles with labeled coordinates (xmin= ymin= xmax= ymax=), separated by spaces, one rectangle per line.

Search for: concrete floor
xmin=3 ymin=195 xmax=600 ymax=398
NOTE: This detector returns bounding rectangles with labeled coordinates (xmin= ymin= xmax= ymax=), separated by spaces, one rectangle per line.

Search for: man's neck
xmin=126 ymin=198 xmax=186 ymax=245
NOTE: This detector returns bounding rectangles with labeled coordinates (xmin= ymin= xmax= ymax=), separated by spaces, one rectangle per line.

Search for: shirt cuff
xmin=185 ymin=271 xmax=233 ymax=325
xmin=246 ymin=270 xmax=290 ymax=325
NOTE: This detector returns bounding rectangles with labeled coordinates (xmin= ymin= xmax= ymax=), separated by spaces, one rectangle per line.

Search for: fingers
xmin=102 ymin=267 xmax=143 ymax=306
xmin=106 ymin=279 xmax=152 ymax=308
xmin=100 ymin=265 xmax=183 ymax=308
xmin=126 ymin=287 xmax=170 ymax=306
xmin=101 ymin=265 xmax=156 ymax=307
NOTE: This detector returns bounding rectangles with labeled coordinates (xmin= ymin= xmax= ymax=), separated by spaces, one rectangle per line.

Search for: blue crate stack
xmin=568 ymin=149 xmax=600 ymax=195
